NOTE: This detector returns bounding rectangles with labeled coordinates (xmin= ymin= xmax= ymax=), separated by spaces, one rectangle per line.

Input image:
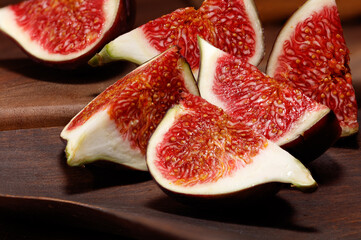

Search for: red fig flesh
xmin=198 ymin=38 xmax=341 ymax=162
xmin=61 ymin=46 xmax=198 ymax=170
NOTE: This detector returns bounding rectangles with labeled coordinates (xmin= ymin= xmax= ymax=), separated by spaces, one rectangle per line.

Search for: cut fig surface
xmin=61 ymin=46 xmax=199 ymax=170
xmin=89 ymin=0 xmax=264 ymax=76
xmin=0 ymin=0 xmax=134 ymax=68
xmin=266 ymin=0 xmax=358 ymax=137
xmin=197 ymin=38 xmax=341 ymax=162
xmin=147 ymin=93 xmax=317 ymax=202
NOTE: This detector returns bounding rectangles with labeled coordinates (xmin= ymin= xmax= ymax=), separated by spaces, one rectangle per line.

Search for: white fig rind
xmin=243 ymin=0 xmax=264 ymax=66
xmin=198 ymin=38 xmax=229 ymax=110
xmin=90 ymin=27 xmax=160 ymax=66
xmin=61 ymin=108 xmax=147 ymax=170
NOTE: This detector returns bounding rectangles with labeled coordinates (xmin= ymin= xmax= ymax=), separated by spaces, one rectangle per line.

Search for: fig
xmin=266 ymin=0 xmax=358 ymax=137
xmin=147 ymin=93 xmax=317 ymax=203
xmin=60 ymin=46 xmax=199 ymax=170
xmin=0 ymin=0 xmax=134 ymax=68
xmin=89 ymin=0 xmax=264 ymax=76
xmin=197 ymin=37 xmax=341 ymax=162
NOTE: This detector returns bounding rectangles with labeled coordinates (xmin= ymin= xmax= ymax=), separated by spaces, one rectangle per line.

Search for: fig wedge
xmin=147 ymin=93 xmax=317 ymax=203
xmin=0 ymin=0 xmax=134 ymax=68
xmin=61 ymin=46 xmax=199 ymax=170
xmin=266 ymin=0 xmax=358 ymax=137
xmin=197 ymin=37 xmax=341 ymax=162
xmin=89 ymin=0 xmax=264 ymax=77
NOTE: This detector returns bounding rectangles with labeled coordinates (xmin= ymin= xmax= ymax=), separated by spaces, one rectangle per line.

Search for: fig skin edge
xmin=149 ymin=168 xmax=317 ymax=207
xmin=0 ymin=0 xmax=136 ymax=69
xmin=281 ymin=110 xmax=341 ymax=163
xmin=156 ymin=182 xmax=284 ymax=207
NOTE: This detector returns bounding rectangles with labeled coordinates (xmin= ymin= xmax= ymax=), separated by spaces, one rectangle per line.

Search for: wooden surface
xmin=0 ymin=122 xmax=361 ymax=239
xmin=0 ymin=0 xmax=361 ymax=239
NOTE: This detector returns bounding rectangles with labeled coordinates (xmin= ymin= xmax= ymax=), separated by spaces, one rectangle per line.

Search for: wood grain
xmin=0 ymin=123 xmax=360 ymax=239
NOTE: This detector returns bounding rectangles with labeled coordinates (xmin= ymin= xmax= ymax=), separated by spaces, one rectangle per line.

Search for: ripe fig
xmin=61 ymin=46 xmax=199 ymax=170
xmin=147 ymin=93 xmax=317 ymax=203
xmin=197 ymin=37 xmax=341 ymax=162
xmin=0 ymin=0 xmax=134 ymax=68
xmin=266 ymin=0 xmax=358 ymax=137
xmin=89 ymin=0 xmax=264 ymax=77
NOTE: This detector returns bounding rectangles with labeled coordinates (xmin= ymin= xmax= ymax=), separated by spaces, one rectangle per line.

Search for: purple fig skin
xmin=0 ymin=0 xmax=135 ymax=69
xmin=150 ymin=175 xmax=318 ymax=206
xmin=281 ymin=110 xmax=341 ymax=163
xmin=157 ymin=182 xmax=283 ymax=206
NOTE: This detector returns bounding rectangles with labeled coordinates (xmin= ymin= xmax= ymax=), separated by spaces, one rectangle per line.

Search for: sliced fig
xmin=266 ymin=0 xmax=358 ymax=137
xmin=89 ymin=0 xmax=264 ymax=76
xmin=197 ymin=38 xmax=341 ymax=162
xmin=147 ymin=93 xmax=317 ymax=203
xmin=0 ymin=0 xmax=134 ymax=68
xmin=60 ymin=46 xmax=199 ymax=170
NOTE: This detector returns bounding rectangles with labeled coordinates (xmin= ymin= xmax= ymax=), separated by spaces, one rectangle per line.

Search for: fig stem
xmin=88 ymin=46 xmax=114 ymax=67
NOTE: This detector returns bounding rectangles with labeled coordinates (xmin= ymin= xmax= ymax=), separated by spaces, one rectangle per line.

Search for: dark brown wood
xmin=0 ymin=122 xmax=360 ymax=239
xmin=0 ymin=0 xmax=361 ymax=239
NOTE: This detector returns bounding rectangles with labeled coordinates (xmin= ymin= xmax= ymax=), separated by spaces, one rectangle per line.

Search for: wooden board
xmin=0 ymin=124 xmax=360 ymax=239
xmin=0 ymin=0 xmax=361 ymax=239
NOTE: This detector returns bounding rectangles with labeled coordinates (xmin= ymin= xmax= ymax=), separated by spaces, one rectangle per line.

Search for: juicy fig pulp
xmin=61 ymin=46 xmax=199 ymax=170
xmin=266 ymin=0 xmax=358 ymax=137
xmin=197 ymin=38 xmax=341 ymax=162
xmin=89 ymin=0 xmax=264 ymax=76
xmin=0 ymin=0 xmax=134 ymax=68
xmin=147 ymin=93 xmax=317 ymax=201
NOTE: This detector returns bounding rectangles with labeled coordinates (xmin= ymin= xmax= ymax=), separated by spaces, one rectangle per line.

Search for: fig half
xmin=266 ymin=0 xmax=358 ymax=137
xmin=147 ymin=93 xmax=317 ymax=203
xmin=0 ymin=0 xmax=134 ymax=68
xmin=89 ymin=0 xmax=264 ymax=77
xmin=197 ymin=38 xmax=341 ymax=162
xmin=61 ymin=46 xmax=199 ymax=170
